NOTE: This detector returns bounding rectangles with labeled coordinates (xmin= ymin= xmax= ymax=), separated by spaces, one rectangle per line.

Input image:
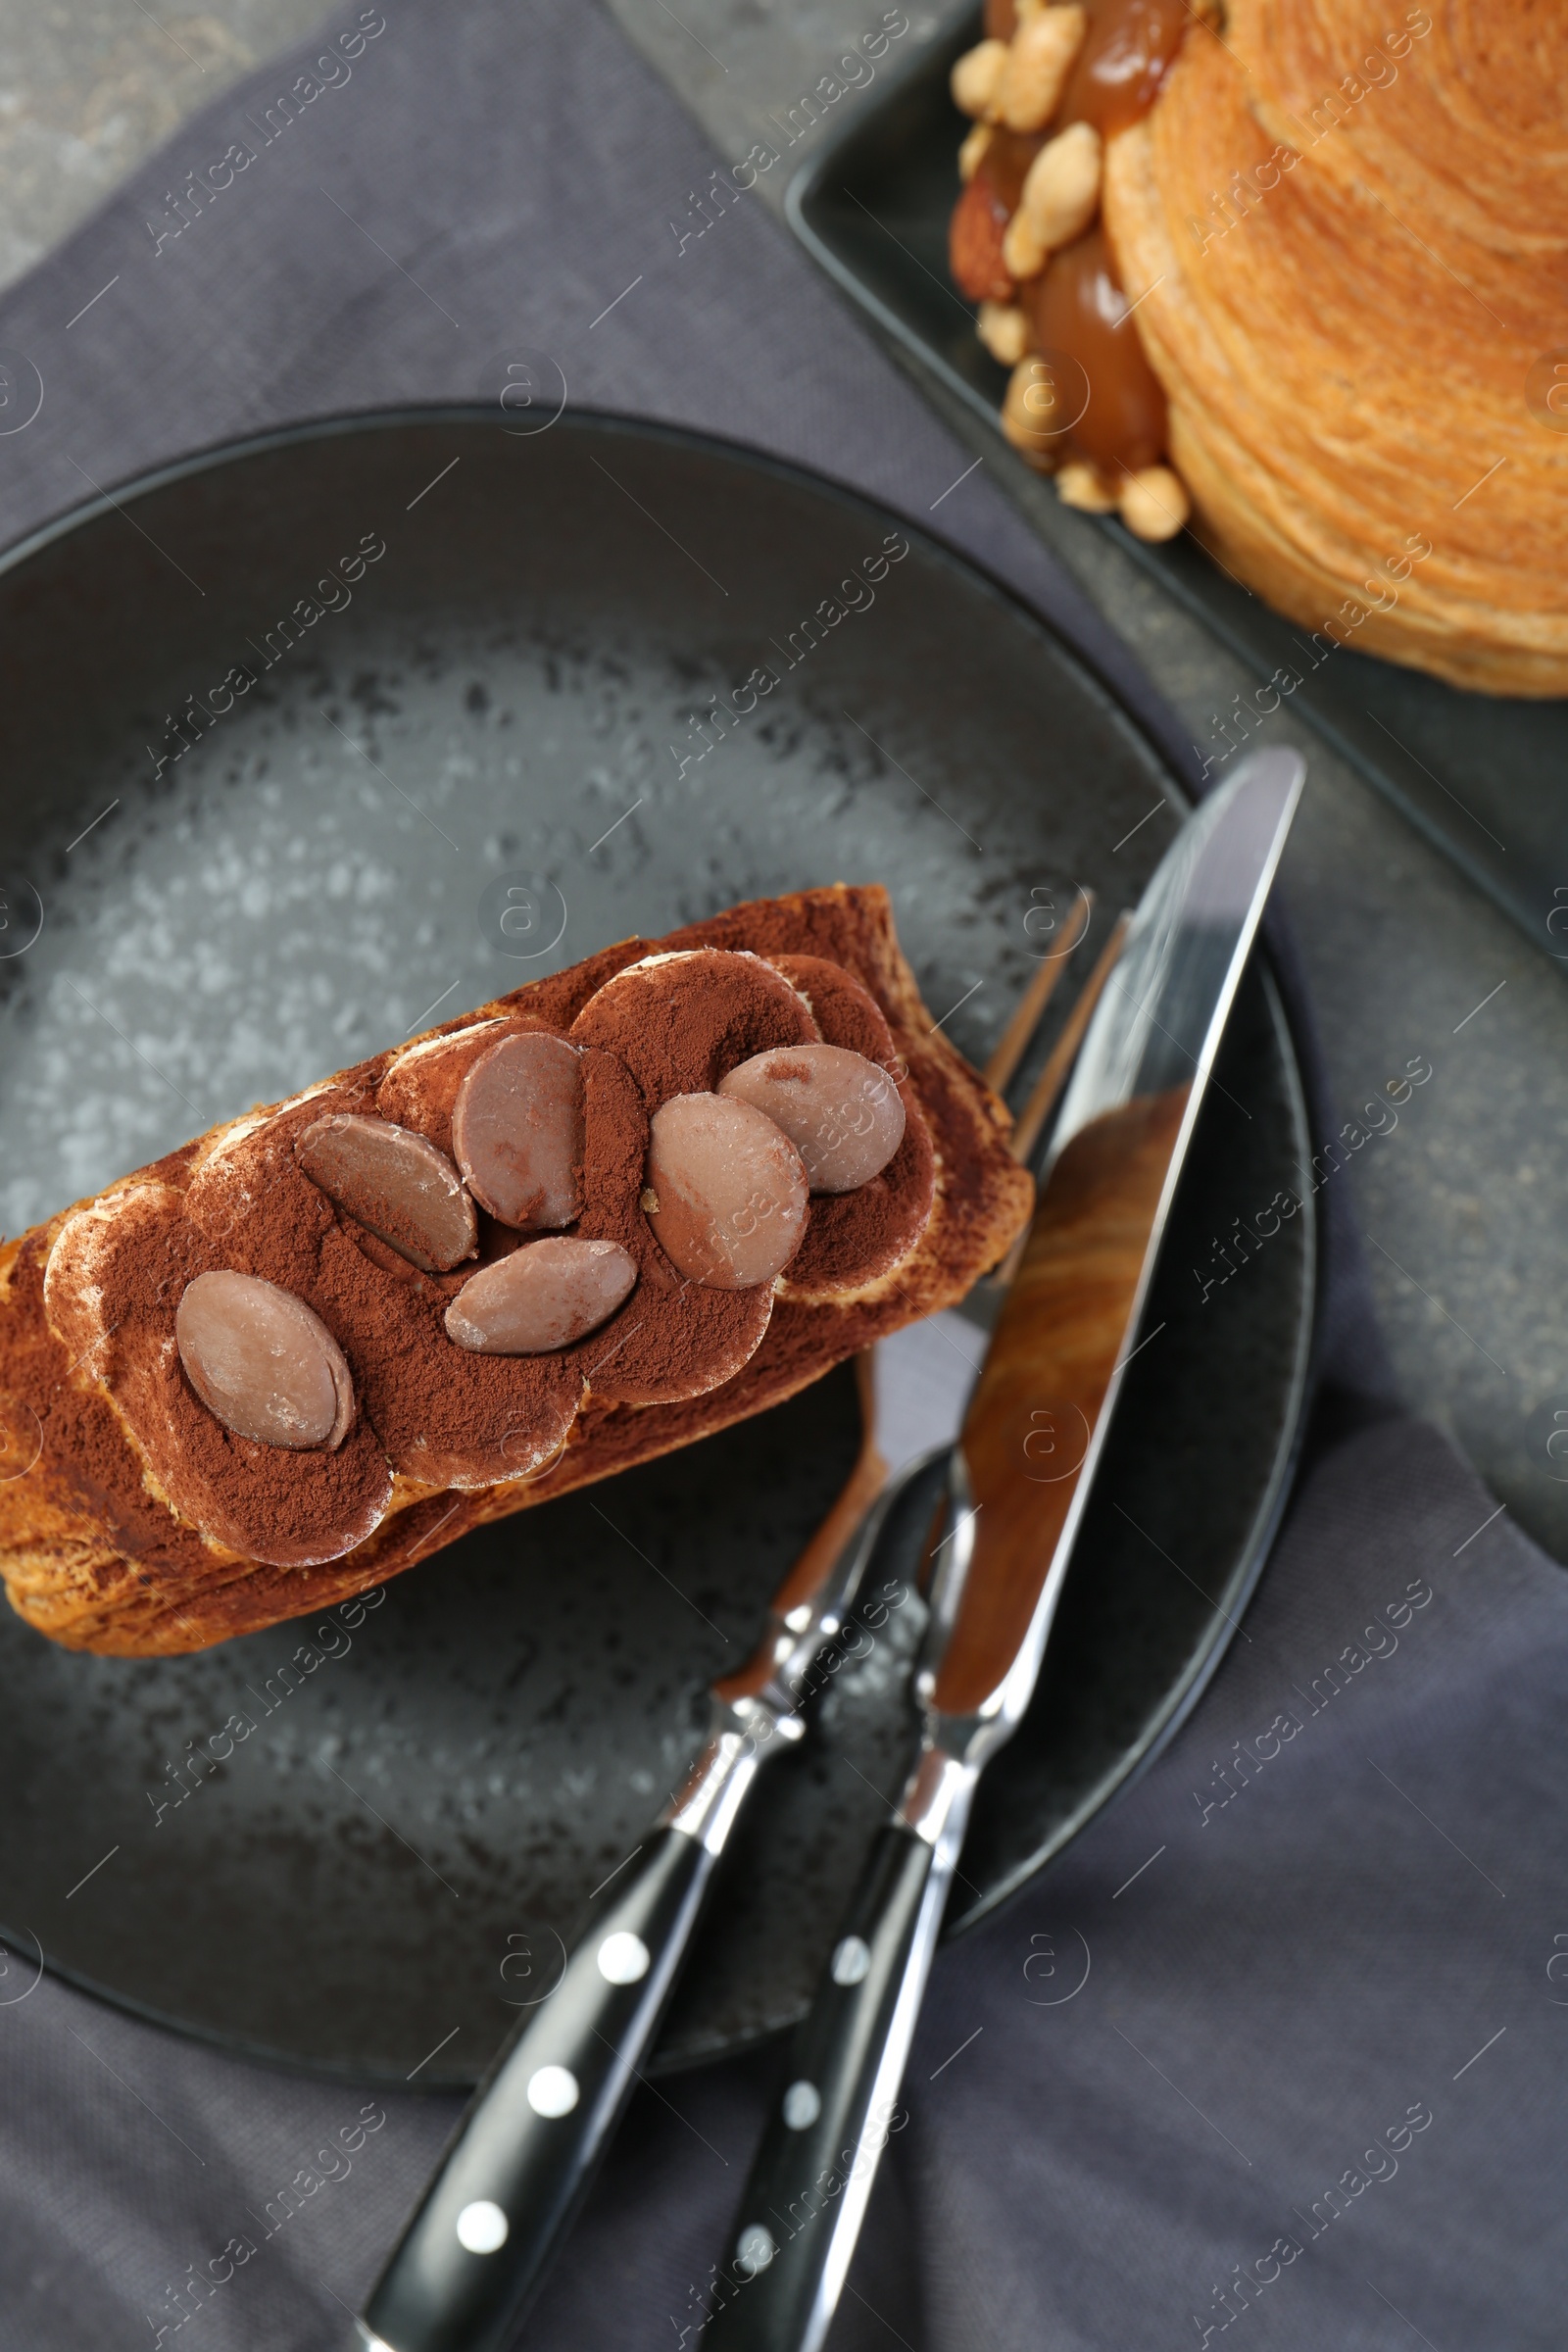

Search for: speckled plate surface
xmin=0 ymin=411 xmax=1314 ymax=2085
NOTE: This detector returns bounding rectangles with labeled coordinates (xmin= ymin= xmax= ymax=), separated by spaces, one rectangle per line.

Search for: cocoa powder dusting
xmin=565 ymin=1048 xmax=772 ymax=1404
xmin=766 ymin=955 xmax=935 ymax=1293
xmin=185 ymin=1096 xmax=582 ymax=1494
xmin=568 ymin=949 xmax=818 ymax=1106
xmin=82 ymin=1184 xmax=394 ymax=1569
xmin=0 ymin=1224 xmax=221 ymax=1600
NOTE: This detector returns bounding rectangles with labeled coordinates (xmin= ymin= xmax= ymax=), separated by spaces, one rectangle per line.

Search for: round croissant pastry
xmin=951 ymin=0 xmax=1568 ymax=696
xmin=1103 ymin=0 xmax=1568 ymax=696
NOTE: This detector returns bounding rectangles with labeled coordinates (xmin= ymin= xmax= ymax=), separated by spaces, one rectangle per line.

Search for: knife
xmin=357 ymin=1439 xmax=956 ymax=2352
xmin=701 ymin=745 xmax=1305 ymax=2352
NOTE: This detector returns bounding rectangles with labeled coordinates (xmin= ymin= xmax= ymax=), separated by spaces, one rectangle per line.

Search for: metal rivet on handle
xmin=782 ymin=2080 xmax=821 ymax=2130
xmin=597 ymin=1931 xmax=651 ymax=1984
xmin=525 ymin=2064 xmax=580 ymax=2117
xmin=831 ymin=1936 xmax=871 ymax=1985
xmin=456 ymin=2200 xmax=510 ymax=2254
xmin=735 ymin=2224 xmax=776 ymax=2277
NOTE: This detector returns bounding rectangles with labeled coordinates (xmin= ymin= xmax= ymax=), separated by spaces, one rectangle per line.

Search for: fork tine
xmin=762 ymin=1350 xmax=888 ymax=1622
xmin=983 ymin=889 xmax=1095 ymax=1095
xmin=987 ymin=907 xmax=1132 ymax=1289
xmin=1008 ymin=909 xmax=1131 ymax=1168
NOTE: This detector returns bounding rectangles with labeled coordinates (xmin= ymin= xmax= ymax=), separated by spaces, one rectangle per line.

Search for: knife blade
xmin=702 ymin=745 xmax=1305 ymax=2352
xmin=357 ymin=1437 xmax=955 ymax=2352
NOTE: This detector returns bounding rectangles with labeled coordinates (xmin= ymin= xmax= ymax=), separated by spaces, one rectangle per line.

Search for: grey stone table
xmin=2 ymin=0 xmax=1563 ymax=1561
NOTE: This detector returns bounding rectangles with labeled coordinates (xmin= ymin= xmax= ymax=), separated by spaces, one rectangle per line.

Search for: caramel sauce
xmin=933 ymin=1085 xmax=1188 ymax=1720
xmin=1057 ymin=0 xmax=1189 ymax=139
xmin=1028 ymin=223 xmax=1168 ymax=472
xmin=980 ymin=0 xmax=1186 ymax=121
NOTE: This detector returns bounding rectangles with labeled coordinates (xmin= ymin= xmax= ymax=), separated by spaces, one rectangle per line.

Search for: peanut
xmin=952 ymin=39 xmax=1009 ymax=121
xmin=1002 ymin=206 xmax=1049 ymax=282
xmin=1002 ymin=357 xmax=1068 ymax=465
xmin=998 ymin=6 xmax=1087 ymax=133
xmin=1021 ymin=122 xmax=1102 ymax=251
xmin=1055 ymin=460 xmax=1117 ymax=513
xmin=1119 ymin=466 xmax=1191 ymax=541
xmin=977 ymin=300 xmax=1032 ymax=366
xmin=957 ymin=121 xmax=994 ymax=182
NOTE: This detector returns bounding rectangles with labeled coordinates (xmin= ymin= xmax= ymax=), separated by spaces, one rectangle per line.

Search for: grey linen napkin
xmin=0 ymin=5 xmax=1562 ymax=2348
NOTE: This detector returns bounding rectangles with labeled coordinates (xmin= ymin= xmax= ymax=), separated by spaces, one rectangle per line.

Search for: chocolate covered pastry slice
xmin=0 ymin=887 xmax=1032 ymax=1657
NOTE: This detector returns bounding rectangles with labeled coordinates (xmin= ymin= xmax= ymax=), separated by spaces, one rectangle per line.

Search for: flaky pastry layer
xmin=1104 ymin=0 xmax=1568 ymax=696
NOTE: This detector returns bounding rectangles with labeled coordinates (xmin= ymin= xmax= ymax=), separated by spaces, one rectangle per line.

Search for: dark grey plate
xmin=0 ymin=411 xmax=1313 ymax=2085
xmin=785 ymin=17 xmax=1568 ymax=965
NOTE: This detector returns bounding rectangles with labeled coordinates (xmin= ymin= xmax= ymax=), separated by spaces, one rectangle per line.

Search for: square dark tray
xmin=785 ymin=15 xmax=1568 ymax=965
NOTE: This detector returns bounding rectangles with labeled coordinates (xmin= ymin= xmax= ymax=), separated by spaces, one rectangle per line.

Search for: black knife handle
xmin=704 ymin=1820 xmax=949 ymax=2352
xmin=361 ymin=1824 xmax=715 ymax=2352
